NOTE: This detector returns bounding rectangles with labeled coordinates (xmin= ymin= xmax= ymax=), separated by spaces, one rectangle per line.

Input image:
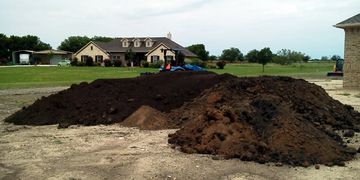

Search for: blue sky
xmin=0 ymin=0 xmax=359 ymax=58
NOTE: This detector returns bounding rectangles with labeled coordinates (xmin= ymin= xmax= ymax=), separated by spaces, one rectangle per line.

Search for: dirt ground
xmin=0 ymin=79 xmax=360 ymax=180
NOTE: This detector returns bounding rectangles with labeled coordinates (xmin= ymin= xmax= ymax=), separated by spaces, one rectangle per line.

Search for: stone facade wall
xmin=344 ymin=27 xmax=360 ymax=89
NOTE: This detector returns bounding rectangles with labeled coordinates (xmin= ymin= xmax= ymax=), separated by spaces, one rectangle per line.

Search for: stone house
xmin=74 ymin=33 xmax=197 ymax=66
xmin=335 ymin=13 xmax=360 ymax=89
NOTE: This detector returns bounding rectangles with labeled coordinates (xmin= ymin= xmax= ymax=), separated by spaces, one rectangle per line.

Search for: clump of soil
xmin=168 ymin=76 xmax=360 ymax=166
xmin=121 ymin=105 xmax=169 ymax=130
xmin=5 ymin=71 xmax=234 ymax=126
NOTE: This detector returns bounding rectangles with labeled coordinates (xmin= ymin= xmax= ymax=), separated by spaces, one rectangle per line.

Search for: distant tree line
xmin=186 ymin=43 xmax=342 ymax=64
xmin=0 ymin=33 xmax=51 ymax=64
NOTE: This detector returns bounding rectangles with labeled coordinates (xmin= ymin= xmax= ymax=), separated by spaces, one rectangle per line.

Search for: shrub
xmin=78 ymin=61 xmax=85 ymax=66
xmin=207 ymin=64 xmax=217 ymax=69
xmin=113 ymin=60 xmax=122 ymax=67
xmin=70 ymin=58 xmax=78 ymax=66
xmin=104 ymin=59 xmax=112 ymax=67
xmin=216 ymin=61 xmax=226 ymax=69
xmin=149 ymin=60 xmax=164 ymax=68
xmin=141 ymin=60 xmax=149 ymax=68
xmin=85 ymin=57 xmax=94 ymax=66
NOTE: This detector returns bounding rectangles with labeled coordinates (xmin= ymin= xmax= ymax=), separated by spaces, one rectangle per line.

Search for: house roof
xmin=34 ymin=49 xmax=73 ymax=55
xmin=74 ymin=41 xmax=109 ymax=56
xmin=95 ymin=37 xmax=197 ymax=57
xmin=145 ymin=43 xmax=171 ymax=56
xmin=335 ymin=13 xmax=360 ymax=28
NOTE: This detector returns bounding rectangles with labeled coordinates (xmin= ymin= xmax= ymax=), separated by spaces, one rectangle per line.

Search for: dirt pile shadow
xmin=168 ymin=76 xmax=360 ymax=166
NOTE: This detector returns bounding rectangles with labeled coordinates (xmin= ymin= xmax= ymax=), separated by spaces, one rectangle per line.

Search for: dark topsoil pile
xmin=5 ymin=72 xmax=360 ymax=166
xmin=5 ymin=71 xmax=232 ymax=127
xmin=168 ymin=76 xmax=360 ymax=166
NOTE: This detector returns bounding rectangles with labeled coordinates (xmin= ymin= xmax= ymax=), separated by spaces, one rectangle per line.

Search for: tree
xmin=220 ymin=47 xmax=244 ymax=62
xmin=58 ymin=36 xmax=91 ymax=53
xmin=321 ymin=56 xmax=329 ymax=61
xmin=92 ymin=36 xmax=113 ymax=42
xmin=208 ymin=55 xmax=218 ymax=61
xmin=245 ymin=49 xmax=259 ymax=63
xmin=272 ymin=49 xmax=309 ymax=65
xmin=258 ymin=47 xmax=272 ymax=72
xmin=126 ymin=48 xmax=135 ymax=67
xmin=0 ymin=34 xmax=10 ymax=60
xmin=186 ymin=44 xmax=209 ymax=61
xmin=303 ymin=55 xmax=311 ymax=63
xmin=331 ymin=55 xmax=342 ymax=61
xmin=0 ymin=34 xmax=51 ymax=63
xmin=58 ymin=36 xmax=114 ymax=53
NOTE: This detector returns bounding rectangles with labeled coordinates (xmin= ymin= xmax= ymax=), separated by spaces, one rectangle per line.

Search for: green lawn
xmin=0 ymin=62 xmax=335 ymax=89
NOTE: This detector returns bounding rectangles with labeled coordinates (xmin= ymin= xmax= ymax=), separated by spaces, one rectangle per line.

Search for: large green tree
xmin=186 ymin=44 xmax=209 ymax=61
xmin=245 ymin=49 xmax=259 ymax=63
xmin=220 ymin=47 xmax=244 ymax=62
xmin=58 ymin=36 xmax=91 ymax=53
xmin=58 ymin=36 xmax=114 ymax=53
xmin=258 ymin=47 xmax=273 ymax=72
xmin=0 ymin=34 xmax=10 ymax=60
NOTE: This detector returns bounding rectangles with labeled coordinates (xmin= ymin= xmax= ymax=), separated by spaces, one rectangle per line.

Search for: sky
xmin=0 ymin=0 xmax=359 ymax=58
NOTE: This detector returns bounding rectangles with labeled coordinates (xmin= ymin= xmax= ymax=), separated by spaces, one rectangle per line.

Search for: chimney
xmin=167 ymin=32 xmax=172 ymax=40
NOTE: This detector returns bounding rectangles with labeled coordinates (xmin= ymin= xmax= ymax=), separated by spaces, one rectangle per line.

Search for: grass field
xmin=0 ymin=62 xmax=335 ymax=89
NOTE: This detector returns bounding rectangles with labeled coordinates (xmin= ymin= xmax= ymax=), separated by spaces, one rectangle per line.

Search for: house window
xmin=91 ymin=46 xmax=93 ymax=50
xmin=134 ymin=40 xmax=140 ymax=47
xmin=151 ymin=55 xmax=160 ymax=63
xmin=146 ymin=41 xmax=152 ymax=47
xmin=81 ymin=55 xmax=88 ymax=62
xmin=166 ymin=56 xmax=174 ymax=61
xmin=95 ymin=55 xmax=103 ymax=62
xmin=122 ymin=41 xmax=128 ymax=47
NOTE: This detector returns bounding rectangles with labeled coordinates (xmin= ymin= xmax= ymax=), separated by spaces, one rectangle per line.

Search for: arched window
xmin=122 ymin=41 xmax=128 ymax=47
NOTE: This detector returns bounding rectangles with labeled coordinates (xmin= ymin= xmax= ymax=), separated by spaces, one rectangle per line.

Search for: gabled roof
xmin=145 ymin=43 xmax=170 ymax=56
xmin=335 ymin=13 xmax=360 ymax=28
xmin=95 ymin=37 xmax=197 ymax=57
xmin=74 ymin=41 xmax=109 ymax=56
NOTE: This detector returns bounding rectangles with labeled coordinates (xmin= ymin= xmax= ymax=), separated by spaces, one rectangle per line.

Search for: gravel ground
xmin=0 ymin=80 xmax=359 ymax=180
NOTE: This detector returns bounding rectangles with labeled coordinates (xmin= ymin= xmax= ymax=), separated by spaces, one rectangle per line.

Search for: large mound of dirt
xmin=168 ymin=76 xmax=360 ymax=166
xmin=4 ymin=72 xmax=360 ymax=166
xmin=5 ymin=71 xmax=235 ymax=126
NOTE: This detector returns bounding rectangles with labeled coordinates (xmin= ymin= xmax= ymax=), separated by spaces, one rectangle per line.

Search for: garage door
xmin=50 ymin=55 xmax=63 ymax=65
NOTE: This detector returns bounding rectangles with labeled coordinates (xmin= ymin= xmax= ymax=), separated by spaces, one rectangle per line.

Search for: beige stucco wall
xmin=343 ymin=27 xmax=360 ymax=89
xmin=146 ymin=44 xmax=175 ymax=63
xmin=75 ymin=42 xmax=109 ymax=62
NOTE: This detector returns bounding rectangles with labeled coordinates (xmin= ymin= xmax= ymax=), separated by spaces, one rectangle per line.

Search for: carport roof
xmin=34 ymin=50 xmax=73 ymax=55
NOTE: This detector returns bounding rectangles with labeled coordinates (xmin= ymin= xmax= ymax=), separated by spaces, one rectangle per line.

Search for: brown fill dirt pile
xmin=168 ymin=76 xmax=360 ymax=166
xmin=121 ymin=105 xmax=169 ymax=130
xmin=4 ymin=72 xmax=360 ymax=166
xmin=5 ymin=71 xmax=233 ymax=127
